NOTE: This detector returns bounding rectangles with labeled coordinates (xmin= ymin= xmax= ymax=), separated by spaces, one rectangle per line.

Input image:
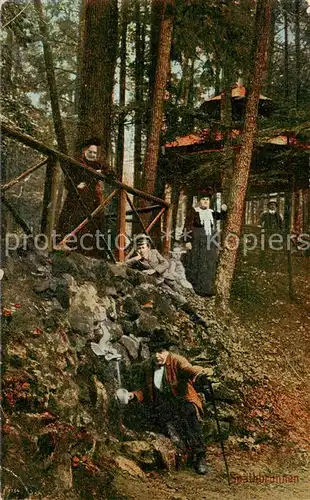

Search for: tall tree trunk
xmin=33 ymin=0 xmax=68 ymax=154
xmin=266 ymin=6 xmax=276 ymax=93
xmin=283 ymin=2 xmax=289 ymax=101
xmin=142 ymin=0 xmax=174 ymax=199
xmin=179 ymin=56 xmax=195 ymax=131
xmin=220 ymin=59 xmax=233 ymax=206
xmin=187 ymin=58 xmax=195 ymax=107
xmin=214 ymin=62 xmax=221 ymax=95
xmin=133 ymin=0 xmax=146 ymax=194
xmin=177 ymin=55 xmax=189 ymax=103
xmin=171 ymin=181 xmax=180 ymax=241
xmin=133 ymin=0 xmax=147 ymax=237
xmin=34 ymin=0 xmax=69 ymax=240
xmin=294 ymin=0 xmax=301 ymax=108
xmin=2 ymin=29 xmax=13 ymax=96
xmin=294 ymin=188 xmax=303 ymax=234
xmin=294 ymin=0 xmax=304 ymax=238
xmin=1 ymin=30 xmax=14 ymax=251
xmin=216 ymin=0 xmax=274 ymax=307
xmin=148 ymin=0 xmax=163 ymax=108
xmin=116 ymin=0 xmax=129 ymax=180
xmin=74 ymin=0 xmax=87 ymax=117
xmin=76 ymin=0 xmax=118 ymax=164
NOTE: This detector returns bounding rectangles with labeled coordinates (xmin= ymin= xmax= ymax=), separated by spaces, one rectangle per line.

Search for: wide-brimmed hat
xmin=267 ymin=199 xmax=278 ymax=207
xmin=134 ymin=233 xmax=151 ymax=247
xmin=78 ymin=136 xmax=102 ymax=150
xmin=169 ymin=242 xmax=186 ymax=255
xmin=148 ymin=329 xmax=176 ymax=352
xmin=197 ymin=186 xmax=214 ymax=201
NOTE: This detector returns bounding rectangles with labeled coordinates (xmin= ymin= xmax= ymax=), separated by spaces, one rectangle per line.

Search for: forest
xmin=1 ymin=0 xmax=310 ymax=499
xmin=1 ymin=0 xmax=310 ymax=301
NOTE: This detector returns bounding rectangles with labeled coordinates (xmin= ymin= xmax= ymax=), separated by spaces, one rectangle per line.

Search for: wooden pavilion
xmin=160 ymin=84 xmax=310 ymax=236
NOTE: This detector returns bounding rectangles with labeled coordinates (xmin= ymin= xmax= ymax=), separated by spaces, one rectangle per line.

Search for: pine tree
xmin=216 ymin=0 xmax=275 ymax=307
xmin=76 ymin=0 xmax=118 ymax=163
xmin=143 ymin=0 xmax=175 ymax=198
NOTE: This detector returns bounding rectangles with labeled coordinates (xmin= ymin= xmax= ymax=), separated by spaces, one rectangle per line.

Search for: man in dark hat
xmin=127 ymin=329 xmax=213 ymax=474
xmin=260 ymin=199 xmax=283 ymax=233
xmin=57 ymin=137 xmax=115 ymax=257
xmin=259 ymin=199 xmax=284 ymax=263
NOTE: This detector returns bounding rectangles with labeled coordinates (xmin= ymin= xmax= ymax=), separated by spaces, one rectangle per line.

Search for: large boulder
xmin=151 ymin=435 xmax=176 ymax=471
xmin=121 ymin=437 xmax=176 ymax=471
xmin=120 ymin=335 xmax=140 ymax=360
xmin=68 ymin=283 xmax=108 ymax=335
xmin=122 ymin=296 xmax=141 ymax=319
xmin=121 ymin=440 xmax=158 ymax=468
xmin=114 ymin=455 xmax=145 ymax=478
xmin=135 ymin=312 xmax=159 ymax=335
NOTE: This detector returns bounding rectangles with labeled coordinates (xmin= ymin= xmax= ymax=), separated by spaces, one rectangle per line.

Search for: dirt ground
xmin=114 ymin=251 xmax=310 ymax=500
xmin=113 ymin=449 xmax=310 ymax=500
xmin=2 ymin=250 xmax=309 ymax=499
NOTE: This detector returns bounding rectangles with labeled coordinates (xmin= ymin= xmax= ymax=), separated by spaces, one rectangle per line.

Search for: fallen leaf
xmin=32 ymin=327 xmax=43 ymax=336
xmin=2 ymin=309 xmax=12 ymax=317
xmin=142 ymin=301 xmax=153 ymax=309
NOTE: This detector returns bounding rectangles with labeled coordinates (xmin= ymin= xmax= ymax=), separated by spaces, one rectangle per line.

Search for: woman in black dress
xmin=183 ymin=191 xmax=227 ymax=296
xmin=57 ymin=137 xmax=114 ymax=257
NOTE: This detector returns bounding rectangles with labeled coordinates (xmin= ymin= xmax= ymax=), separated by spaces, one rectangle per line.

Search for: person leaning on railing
xmin=57 ymin=137 xmax=115 ymax=257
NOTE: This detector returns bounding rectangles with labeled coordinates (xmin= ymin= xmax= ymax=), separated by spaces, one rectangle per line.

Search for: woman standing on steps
xmin=182 ymin=189 xmax=227 ymax=297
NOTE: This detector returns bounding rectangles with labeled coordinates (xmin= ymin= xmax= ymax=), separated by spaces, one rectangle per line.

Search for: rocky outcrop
xmin=1 ymin=249 xmax=247 ymax=498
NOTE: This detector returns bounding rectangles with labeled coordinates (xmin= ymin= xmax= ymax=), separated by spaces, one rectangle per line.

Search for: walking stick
xmin=206 ymin=380 xmax=231 ymax=486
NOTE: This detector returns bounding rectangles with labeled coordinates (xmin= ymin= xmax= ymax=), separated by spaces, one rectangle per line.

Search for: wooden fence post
xmin=116 ymin=188 xmax=127 ymax=261
xmin=162 ymin=184 xmax=172 ymax=255
xmin=41 ymin=157 xmax=60 ymax=250
xmin=41 ymin=157 xmax=54 ymax=235
xmin=162 ymin=205 xmax=172 ymax=256
xmin=46 ymin=160 xmax=61 ymax=251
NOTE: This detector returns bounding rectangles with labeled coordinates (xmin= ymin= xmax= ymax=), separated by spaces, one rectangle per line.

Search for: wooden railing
xmin=1 ymin=123 xmax=172 ymax=261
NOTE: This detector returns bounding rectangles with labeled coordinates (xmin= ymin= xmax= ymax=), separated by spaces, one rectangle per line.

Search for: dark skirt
xmin=57 ymin=187 xmax=106 ymax=258
xmin=185 ymin=227 xmax=219 ymax=296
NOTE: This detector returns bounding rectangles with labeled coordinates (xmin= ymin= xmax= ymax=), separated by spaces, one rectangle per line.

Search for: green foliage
xmin=1 ymin=0 xmax=80 ymax=139
xmin=266 ymin=0 xmax=310 ymax=111
xmin=1 ymin=0 xmax=309 ymax=181
xmin=164 ymin=0 xmax=257 ymax=141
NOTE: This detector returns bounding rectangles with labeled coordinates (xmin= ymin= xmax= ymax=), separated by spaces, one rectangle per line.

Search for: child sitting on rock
xmin=168 ymin=243 xmax=193 ymax=291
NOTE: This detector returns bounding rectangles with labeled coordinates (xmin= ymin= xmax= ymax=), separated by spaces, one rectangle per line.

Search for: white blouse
xmin=195 ymin=207 xmax=214 ymax=235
